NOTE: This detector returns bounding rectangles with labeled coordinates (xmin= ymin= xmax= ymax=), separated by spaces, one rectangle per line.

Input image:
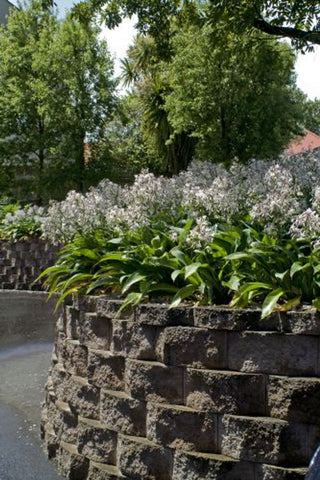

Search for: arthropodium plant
xmin=37 ymin=151 xmax=320 ymax=316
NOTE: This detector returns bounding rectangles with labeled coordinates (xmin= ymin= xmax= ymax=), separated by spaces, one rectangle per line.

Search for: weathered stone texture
xmin=185 ymin=368 xmax=266 ymax=415
xmin=172 ymin=451 xmax=255 ymax=480
xmin=42 ymin=298 xmax=320 ymax=479
xmin=0 ymin=238 xmax=59 ymax=290
xmin=118 ymin=434 xmax=173 ymax=480
xmin=228 ymin=331 xmax=318 ymax=375
xmin=147 ymin=402 xmax=217 ymax=452
xmin=125 ymin=358 xmax=184 ymax=404
xmin=79 ymin=313 xmax=111 ymax=350
xmin=87 ymin=349 xmax=124 ymax=391
xmin=155 ymin=326 xmax=227 ymax=369
xmin=111 ymin=320 xmax=158 ymax=360
xmin=100 ymin=389 xmax=146 ymax=437
xmin=77 ymin=417 xmax=117 ymax=464
xmin=267 ymin=376 xmax=320 ymax=424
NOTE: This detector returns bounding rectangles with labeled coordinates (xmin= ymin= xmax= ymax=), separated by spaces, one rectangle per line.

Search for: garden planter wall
xmin=0 ymin=238 xmax=59 ymax=290
xmin=41 ymin=296 xmax=320 ymax=480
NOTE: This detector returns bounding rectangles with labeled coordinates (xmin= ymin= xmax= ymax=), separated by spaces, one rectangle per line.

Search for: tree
xmin=0 ymin=0 xmax=116 ymax=202
xmin=73 ymin=0 xmax=320 ymax=49
xmin=165 ymin=23 xmax=305 ymax=163
xmin=302 ymin=98 xmax=320 ymax=134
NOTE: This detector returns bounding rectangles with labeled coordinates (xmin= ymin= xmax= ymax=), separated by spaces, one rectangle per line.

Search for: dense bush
xmin=35 ymin=150 xmax=320 ymax=317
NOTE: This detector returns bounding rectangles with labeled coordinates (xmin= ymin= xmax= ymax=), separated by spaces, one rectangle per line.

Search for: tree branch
xmin=253 ymin=18 xmax=320 ymax=45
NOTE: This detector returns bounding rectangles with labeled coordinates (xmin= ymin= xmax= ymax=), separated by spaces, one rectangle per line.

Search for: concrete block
xmin=267 ymin=376 xmax=320 ymax=424
xmin=100 ymin=388 xmax=146 ymax=437
xmin=111 ymin=320 xmax=158 ymax=360
xmin=136 ymin=303 xmax=194 ymax=326
xmin=220 ymin=415 xmax=308 ymax=466
xmin=63 ymin=340 xmax=88 ymax=377
xmin=88 ymin=462 xmax=122 ymax=480
xmin=77 ymin=416 xmax=117 ymax=464
xmin=118 ymin=434 xmax=173 ymax=480
xmin=155 ymin=326 xmax=227 ymax=369
xmin=282 ymin=309 xmax=320 ymax=335
xmin=63 ymin=375 xmax=100 ymax=420
xmin=96 ymin=297 xmax=134 ymax=320
xmin=194 ymin=306 xmax=278 ymax=331
xmin=147 ymin=402 xmax=217 ymax=452
xmin=125 ymin=358 xmax=184 ymax=404
xmin=185 ymin=368 xmax=266 ymax=415
xmin=79 ymin=312 xmax=111 ymax=350
xmin=256 ymin=464 xmax=308 ymax=479
xmin=58 ymin=441 xmax=89 ymax=480
xmin=65 ymin=306 xmax=80 ymax=340
xmin=228 ymin=331 xmax=318 ymax=375
xmin=87 ymin=349 xmax=125 ymax=390
xmin=173 ymin=450 xmax=255 ymax=480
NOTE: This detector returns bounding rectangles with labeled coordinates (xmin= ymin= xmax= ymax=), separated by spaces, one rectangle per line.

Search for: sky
xmin=9 ymin=0 xmax=320 ymax=100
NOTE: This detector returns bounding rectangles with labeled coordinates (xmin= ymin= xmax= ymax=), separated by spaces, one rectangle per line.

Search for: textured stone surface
xmin=42 ymin=297 xmax=320 ymax=478
xmin=156 ymin=327 xmax=227 ymax=369
xmin=147 ymin=402 xmax=217 ymax=452
xmin=136 ymin=303 xmax=194 ymax=326
xmin=228 ymin=331 xmax=318 ymax=375
xmin=185 ymin=368 xmax=266 ymax=415
xmin=63 ymin=375 xmax=100 ymax=420
xmin=172 ymin=450 xmax=255 ymax=480
xmin=87 ymin=462 xmax=122 ymax=480
xmin=58 ymin=441 xmax=89 ymax=480
xmin=125 ymin=358 xmax=184 ymax=404
xmin=79 ymin=313 xmax=111 ymax=350
xmin=256 ymin=464 xmax=308 ymax=479
xmin=111 ymin=320 xmax=158 ymax=360
xmin=100 ymin=389 xmax=146 ymax=437
xmin=118 ymin=434 xmax=173 ymax=480
xmin=220 ymin=415 xmax=308 ymax=466
xmin=267 ymin=376 xmax=320 ymax=424
xmin=77 ymin=417 xmax=117 ymax=464
xmin=63 ymin=340 xmax=88 ymax=377
xmin=87 ymin=349 xmax=124 ymax=391
xmin=0 ymin=238 xmax=59 ymax=290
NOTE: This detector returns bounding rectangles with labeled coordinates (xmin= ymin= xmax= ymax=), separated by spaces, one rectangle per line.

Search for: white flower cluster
xmin=3 ymin=205 xmax=46 ymax=228
xmin=41 ymin=150 xmax=320 ymax=247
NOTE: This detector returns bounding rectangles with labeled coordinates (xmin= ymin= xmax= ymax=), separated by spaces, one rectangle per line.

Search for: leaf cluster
xmin=40 ymin=221 xmax=320 ymax=318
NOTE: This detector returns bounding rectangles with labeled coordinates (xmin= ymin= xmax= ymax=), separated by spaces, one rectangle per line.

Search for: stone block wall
xmin=41 ymin=296 xmax=320 ymax=479
xmin=0 ymin=238 xmax=59 ymax=290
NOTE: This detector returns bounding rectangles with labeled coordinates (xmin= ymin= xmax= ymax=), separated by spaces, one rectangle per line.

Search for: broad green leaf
xmin=170 ymin=284 xmax=197 ymax=309
xmin=290 ymin=262 xmax=310 ymax=278
xmin=171 ymin=269 xmax=181 ymax=282
xmin=184 ymin=262 xmax=202 ymax=280
xmin=312 ymin=298 xmax=320 ymax=309
xmin=122 ymin=272 xmax=146 ymax=294
xmin=261 ymin=288 xmax=285 ymax=319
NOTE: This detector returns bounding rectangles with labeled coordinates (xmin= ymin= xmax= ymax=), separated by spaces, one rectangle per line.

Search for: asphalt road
xmin=0 ymin=341 xmax=63 ymax=480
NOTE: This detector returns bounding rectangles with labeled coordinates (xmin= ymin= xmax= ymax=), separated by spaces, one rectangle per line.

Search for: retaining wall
xmin=41 ymin=296 xmax=320 ymax=480
xmin=0 ymin=238 xmax=59 ymax=290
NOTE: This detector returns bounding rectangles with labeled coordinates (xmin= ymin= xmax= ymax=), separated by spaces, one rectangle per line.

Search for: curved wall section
xmin=0 ymin=238 xmax=59 ymax=290
xmin=41 ymin=296 xmax=320 ymax=479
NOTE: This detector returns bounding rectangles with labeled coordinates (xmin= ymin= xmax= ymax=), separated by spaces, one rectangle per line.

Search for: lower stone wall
xmin=41 ymin=296 xmax=320 ymax=479
xmin=0 ymin=238 xmax=60 ymax=290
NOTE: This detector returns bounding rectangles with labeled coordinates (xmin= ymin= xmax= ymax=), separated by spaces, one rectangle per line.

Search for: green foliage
xmin=302 ymin=98 xmax=320 ymax=135
xmin=39 ymin=219 xmax=320 ymax=317
xmin=165 ymin=23 xmax=304 ymax=163
xmin=0 ymin=0 xmax=116 ymax=203
xmin=0 ymin=204 xmax=44 ymax=240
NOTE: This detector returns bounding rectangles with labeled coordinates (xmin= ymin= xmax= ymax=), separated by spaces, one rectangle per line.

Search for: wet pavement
xmin=0 ymin=341 xmax=63 ymax=480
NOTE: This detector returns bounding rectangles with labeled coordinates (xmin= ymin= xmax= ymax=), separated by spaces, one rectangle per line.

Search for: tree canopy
xmin=73 ymin=0 xmax=320 ymax=49
xmin=0 ymin=0 xmax=116 ymax=202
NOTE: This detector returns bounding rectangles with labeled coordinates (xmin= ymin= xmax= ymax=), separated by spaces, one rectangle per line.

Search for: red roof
xmin=286 ymin=130 xmax=320 ymax=155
